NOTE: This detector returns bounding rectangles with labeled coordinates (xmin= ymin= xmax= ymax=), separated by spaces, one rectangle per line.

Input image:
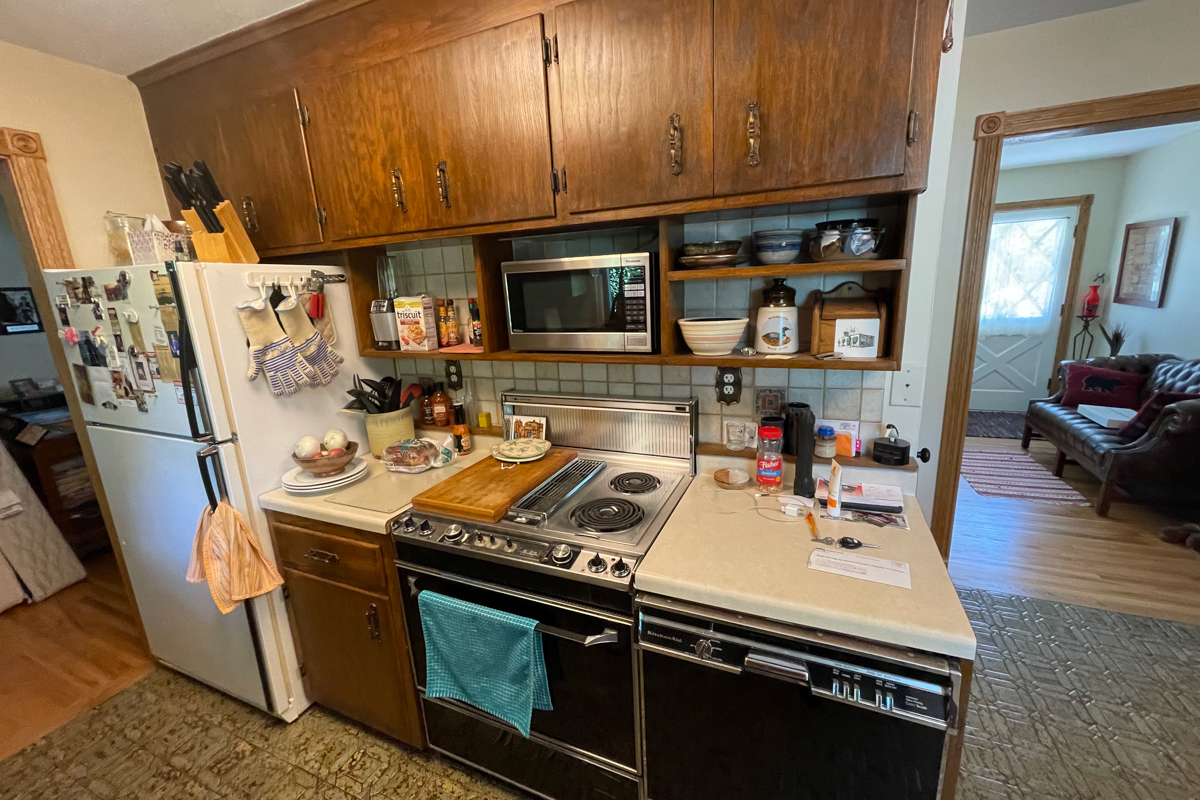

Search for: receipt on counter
xmin=808 ymin=548 xmax=911 ymax=589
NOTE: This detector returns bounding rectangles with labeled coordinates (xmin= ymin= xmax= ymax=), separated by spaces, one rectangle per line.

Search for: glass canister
xmin=815 ymin=425 xmax=838 ymax=458
xmin=755 ymin=278 xmax=799 ymax=354
xmin=755 ymin=425 xmax=785 ymax=492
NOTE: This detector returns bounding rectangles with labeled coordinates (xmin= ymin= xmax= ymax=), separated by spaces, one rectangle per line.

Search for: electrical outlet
xmin=890 ymin=365 xmax=925 ymax=407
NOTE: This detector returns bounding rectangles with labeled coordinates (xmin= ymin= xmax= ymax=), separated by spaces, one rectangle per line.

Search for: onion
xmin=323 ymin=428 xmax=349 ymax=451
xmin=294 ymin=436 xmax=323 ymax=459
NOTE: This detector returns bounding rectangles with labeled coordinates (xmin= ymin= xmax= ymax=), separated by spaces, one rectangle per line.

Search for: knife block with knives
xmin=165 ymin=161 xmax=259 ymax=264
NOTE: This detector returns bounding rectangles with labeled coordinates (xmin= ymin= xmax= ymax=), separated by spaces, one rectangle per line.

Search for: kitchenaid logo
xmin=643 ymin=628 xmax=685 ymax=645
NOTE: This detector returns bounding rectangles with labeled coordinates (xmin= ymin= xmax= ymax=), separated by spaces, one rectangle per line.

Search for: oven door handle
xmin=406 ymin=575 xmax=621 ymax=647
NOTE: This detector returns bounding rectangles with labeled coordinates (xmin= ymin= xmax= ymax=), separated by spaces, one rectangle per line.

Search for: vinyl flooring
xmin=949 ymin=437 xmax=1200 ymax=626
xmin=0 ymin=551 xmax=153 ymax=760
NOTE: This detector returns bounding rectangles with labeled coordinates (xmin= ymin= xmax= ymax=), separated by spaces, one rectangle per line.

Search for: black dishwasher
xmin=636 ymin=596 xmax=964 ymax=800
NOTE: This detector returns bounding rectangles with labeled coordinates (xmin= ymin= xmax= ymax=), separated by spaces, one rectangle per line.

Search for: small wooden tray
xmin=410 ymin=447 xmax=579 ymax=523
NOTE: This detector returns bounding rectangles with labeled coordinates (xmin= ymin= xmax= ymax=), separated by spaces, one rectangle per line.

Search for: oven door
xmin=398 ymin=561 xmax=638 ymax=772
xmin=503 ymin=254 xmax=653 ymax=352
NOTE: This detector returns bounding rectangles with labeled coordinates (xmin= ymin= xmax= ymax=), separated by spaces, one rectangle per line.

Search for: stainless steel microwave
xmin=501 ymin=253 xmax=656 ymax=353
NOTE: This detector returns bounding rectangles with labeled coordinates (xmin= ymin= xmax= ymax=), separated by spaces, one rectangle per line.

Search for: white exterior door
xmin=971 ymin=206 xmax=1078 ymax=412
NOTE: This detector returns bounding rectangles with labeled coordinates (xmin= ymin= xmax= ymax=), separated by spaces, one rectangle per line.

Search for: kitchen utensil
xmin=681 ymin=241 xmax=743 ymax=257
xmin=755 ymin=278 xmax=799 ymax=354
xmin=678 ymin=317 xmax=749 ymax=356
xmin=677 ymin=253 xmax=748 ymax=268
xmin=785 ymin=402 xmax=816 ymax=496
xmin=411 ymin=447 xmax=579 ymax=523
xmin=752 ymin=229 xmax=803 ymax=264
xmin=492 ymin=437 xmax=552 ymax=462
xmin=290 ymin=441 xmax=359 ymax=477
xmin=810 ymin=219 xmax=885 ymax=261
xmin=713 ymin=467 xmax=750 ymax=489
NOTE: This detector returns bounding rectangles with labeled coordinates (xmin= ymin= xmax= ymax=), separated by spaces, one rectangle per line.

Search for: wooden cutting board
xmin=410 ymin=448 xmax=579 ymax=523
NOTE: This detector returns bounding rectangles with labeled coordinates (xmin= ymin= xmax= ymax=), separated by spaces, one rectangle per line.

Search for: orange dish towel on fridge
xmin=187 ymin=501 xmax=283 ymax=614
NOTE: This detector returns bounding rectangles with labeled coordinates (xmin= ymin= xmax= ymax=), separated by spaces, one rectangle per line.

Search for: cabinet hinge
xmin=317 ymin=205 xmax=327 ymax=226
xmin=543 ymin=37 xmax=553 ymax=67
xmin=906 ymin=110 xmax=919 ymax=147
xmin=299 ymin=104 xmax=311 ymax=128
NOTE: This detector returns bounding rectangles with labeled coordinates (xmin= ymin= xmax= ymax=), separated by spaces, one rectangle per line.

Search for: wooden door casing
xmin=302 ymin=61 xmax=435 ymax=240
xmin=216 ymin=88 xmax=324 ymax=250
xmin=282 ymin=568 xmax=413 ymax=742
xmin=713 ymin=0 xmax=919 ymax=196
xmin=555 ymin=0 xmax=714 ymax=212
xmin=416 ymin=15 xmax=557 ymax=229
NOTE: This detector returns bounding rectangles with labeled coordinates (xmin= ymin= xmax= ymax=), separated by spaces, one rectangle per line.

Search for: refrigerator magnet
xmin=132 ymin=355 xmax=155 ymax=393
xmin=147 ymin=354 xmax=160 ymax=381
xmin=54 ymin=295 xmax=70 ymax=326
xmin=72 ymin=364 xmax=95 ymax=405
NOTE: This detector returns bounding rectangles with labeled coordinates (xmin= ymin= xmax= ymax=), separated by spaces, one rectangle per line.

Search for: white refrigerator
xmin=44 ymin=260 xmax=390 ymax=720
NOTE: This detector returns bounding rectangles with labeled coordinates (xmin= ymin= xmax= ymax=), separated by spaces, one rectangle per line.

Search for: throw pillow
xmin=1061 ymin=364 xmax=1145 ymax=409
xmin=1118 ymin=391 xmax=1200 ymax=439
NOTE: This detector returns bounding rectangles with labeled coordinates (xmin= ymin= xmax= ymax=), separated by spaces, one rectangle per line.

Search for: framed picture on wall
xmin=0 ymin=287 xmax=44 ymax=334
xmin=1113 ymin=218 xmax=1178 ymax=308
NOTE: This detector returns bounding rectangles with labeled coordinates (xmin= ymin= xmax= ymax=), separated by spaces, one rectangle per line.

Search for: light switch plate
xmin=890 ymin=365 xmax=925 ymax=407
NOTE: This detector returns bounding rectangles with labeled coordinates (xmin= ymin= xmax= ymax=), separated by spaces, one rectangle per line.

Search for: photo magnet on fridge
xmin=72 ymin=363 xmax=95 ymax=405
xmin=167 ymin=330 xmax=181 ymax=358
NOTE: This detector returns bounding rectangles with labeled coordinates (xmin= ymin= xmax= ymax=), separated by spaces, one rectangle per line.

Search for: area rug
xmin=961 ymin=449 xmax=1090 ymax=505
xmin=1 ymin=589 xmax=1198 ymax=800
xmin=966 ymin=410 xmax=1029 ymax=439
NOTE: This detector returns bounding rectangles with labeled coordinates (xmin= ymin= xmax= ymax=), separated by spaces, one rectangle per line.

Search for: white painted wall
xmin=0 ymin=191 xmax=56 ymax=387
xmin=917 ymin=0 xmax=1200 ymax=513
xmin=0 ymin=40 xmax=169 ymax=269
xmin=1104 ymin=127 xmax=1200 ymax=357
xmin=995 ymin=156 xmax=1130 ymax=349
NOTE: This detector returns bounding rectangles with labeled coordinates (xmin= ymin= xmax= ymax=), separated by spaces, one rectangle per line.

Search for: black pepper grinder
xmin=786 ymin=402 xmax=816 ymax=497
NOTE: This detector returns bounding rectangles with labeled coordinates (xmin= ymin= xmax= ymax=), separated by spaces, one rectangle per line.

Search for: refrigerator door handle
xmin=167 ymin=261 xmax=214 ymax=443
xmin=196 ymin=443 xmax=226 ymax=511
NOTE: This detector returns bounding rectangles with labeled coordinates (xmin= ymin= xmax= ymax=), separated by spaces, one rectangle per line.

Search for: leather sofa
xmin=1021 ymin=354 xmax=1200 ymax=515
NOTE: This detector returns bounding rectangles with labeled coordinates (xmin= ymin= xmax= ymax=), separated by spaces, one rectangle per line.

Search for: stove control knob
xmin=587 ymin=553 xmax=608 ymax=574
xmin=610 ymin=558 xmax=631 ymax=578
xmin=550 ymin=544 xmax=573 ymax=564
xmin=693 ymin=639 xmax=721 ymax=660
xmin=504 ymin=538 xmax=517 ymax=553
xmin=417 ymin=519 xmax=433 ymax=537
xmin=442 ymin=524 xmax=464 ymax=543
xmin=395 ymin=515 xmax=417 ymax=534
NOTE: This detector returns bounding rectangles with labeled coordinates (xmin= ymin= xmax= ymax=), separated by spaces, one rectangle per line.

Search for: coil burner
xmin=570 ymin=498 xmax=645 ymax=533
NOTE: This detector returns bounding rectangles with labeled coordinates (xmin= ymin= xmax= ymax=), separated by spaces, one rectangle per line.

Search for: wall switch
xmin=890 ymin=365 xmax=925 ymax=407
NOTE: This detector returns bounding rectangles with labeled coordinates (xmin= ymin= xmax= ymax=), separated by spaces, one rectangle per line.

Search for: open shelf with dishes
xmin=338 ymin=191 xmax=915 ymax=370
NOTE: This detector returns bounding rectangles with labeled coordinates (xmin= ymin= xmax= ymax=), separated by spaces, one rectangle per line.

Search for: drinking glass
xmin=725 ymin=420 xmax=749 ymax=451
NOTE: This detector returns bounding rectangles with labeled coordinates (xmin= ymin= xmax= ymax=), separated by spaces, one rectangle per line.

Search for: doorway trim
xmin=0 ymin=127 xmax=149 ymax=651
xmin=929 ymin=83 xmax=1200 ymax=557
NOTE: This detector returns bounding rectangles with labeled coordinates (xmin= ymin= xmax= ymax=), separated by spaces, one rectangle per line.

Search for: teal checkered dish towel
xmin=418 ymin=591 xmax=552 ymax=737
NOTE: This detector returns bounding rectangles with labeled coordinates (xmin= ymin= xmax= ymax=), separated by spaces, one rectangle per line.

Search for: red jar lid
xmin=758 ymin=426 xmax=783 ymax=439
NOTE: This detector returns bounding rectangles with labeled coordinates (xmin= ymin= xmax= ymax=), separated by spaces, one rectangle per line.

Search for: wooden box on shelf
xmin=811 ymin=282 xmax=889 ymax=357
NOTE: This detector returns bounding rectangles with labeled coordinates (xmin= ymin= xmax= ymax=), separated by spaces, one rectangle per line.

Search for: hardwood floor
xmin=949 ymin=436 xmax=1200 ymax=625
xmin=0 ymin=550 xmax=152 ymax=761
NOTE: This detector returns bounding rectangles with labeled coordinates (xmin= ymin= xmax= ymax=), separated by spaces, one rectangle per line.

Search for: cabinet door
xmin=713 ymin=0 xmax=918 ymax=195
xmin=415 ymin=15 xmax=557 ymax=228
xmin=217 ymin=88 xmax=324 ymax=250
xmin=556 ymin=0 xmax=714 ymax=213
xmin=302 ymin=62 xmax=434 ymax=240
xmin=282 ymin=568 xmax=414 ymax=741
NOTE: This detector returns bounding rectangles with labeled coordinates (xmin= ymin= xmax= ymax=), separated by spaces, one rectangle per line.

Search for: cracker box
xmin=394 ymin=295 xmax=439 ymax=351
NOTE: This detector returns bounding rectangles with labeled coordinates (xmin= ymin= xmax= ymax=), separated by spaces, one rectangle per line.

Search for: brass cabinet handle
xmin=303 ymin=548 xmax=339 ymax=564
xmin=746 ymin=101 xmax=761 ymax=167
xmin=435 ymin=160 xmax=451 ymax=209
xmin=391 ymin=167 xmax=407 ymax=212
xmin=365 ymin=603 xmax=381 ymax=641
xmin=668 ymin=113 xmax=683 ymax=176
xmin=241 ymin=196 xmax=260 ymax=233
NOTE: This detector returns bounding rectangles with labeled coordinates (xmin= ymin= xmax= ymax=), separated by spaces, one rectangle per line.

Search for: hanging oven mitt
xmin=236 ymin=300 xmax=317 ymax=396
xmin=300 ymin=291 xmax=336 ymax=345
xmin=277 ymin=300 xmax=343 ymax=385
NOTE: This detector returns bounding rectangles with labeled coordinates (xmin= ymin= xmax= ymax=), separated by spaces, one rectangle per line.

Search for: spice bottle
xmin=468 ymin=298 xmax=482 ymax=346
xmin=445 ymin=300 xmax=461 ymax=346
xmin=431 ymin=382 xmax=451 ymax=427
xmin=436 ymin=300 xmax=449 ymax=347
xmin=755 ymin=425 xmax=784 ymax=493
xmin=419 ymin=384 xmax=435 ymax=425
xmin=452 ymin=402 xmax=472 ymax=454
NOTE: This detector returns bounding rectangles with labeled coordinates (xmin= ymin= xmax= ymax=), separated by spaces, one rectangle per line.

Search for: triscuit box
xmin=394 ymin=295 xmax=439 ymax=351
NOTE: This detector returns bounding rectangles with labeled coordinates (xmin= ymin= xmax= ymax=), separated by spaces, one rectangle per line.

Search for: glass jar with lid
xmin=815 ymin=425 xmax=838 ymax=458
xmin=755 ymin=425 xmax=785 ymax=492
xmin=755 ymin=278 xmax=799 ymax=354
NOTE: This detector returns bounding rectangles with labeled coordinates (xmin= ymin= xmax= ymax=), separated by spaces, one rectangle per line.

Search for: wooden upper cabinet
xmin=414 ymin=15 xmax=557 ymax=229
xmin=216 ymin=88 xmax=324 ymax=251
xmin=713 ymin=0 xmax=919 ymax=196
xmin=302 ymin=62 xmax=434 ymax=240
xmin=556 ymin=0 xmax=714 ymax=213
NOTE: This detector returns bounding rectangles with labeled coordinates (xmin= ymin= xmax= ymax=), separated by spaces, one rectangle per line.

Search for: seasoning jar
xmin=755 ymin=278 xmax=799 ymax=354
xmin=815 ymin=425 xmax=838 ymax=458
xmin=419 ymin=385 xmax=435 ymax=425
xmin=451 ymin=402 xmax=472 ymax=454
xmin=431 ymin=382 xmax=451 ymax=427
xmin=755 ymin=425 xmax=785 ymax=493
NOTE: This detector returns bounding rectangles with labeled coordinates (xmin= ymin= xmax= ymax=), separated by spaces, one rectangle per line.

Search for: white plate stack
xmin=282 ymin=458 xmax=370 ymax=495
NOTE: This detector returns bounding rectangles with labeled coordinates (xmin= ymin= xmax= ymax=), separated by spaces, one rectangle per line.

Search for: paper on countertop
xmin=808 ymin=548 xmax=911 ymax=589
xmin=0 ymin=489 xmax=22 ymax=518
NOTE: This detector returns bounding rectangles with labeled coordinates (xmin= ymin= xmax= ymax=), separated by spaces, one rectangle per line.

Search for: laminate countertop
xmin=258 ymin=436 xmax=502 ymax=534
xmin=634 ymin=466 xmax=977 ymax=660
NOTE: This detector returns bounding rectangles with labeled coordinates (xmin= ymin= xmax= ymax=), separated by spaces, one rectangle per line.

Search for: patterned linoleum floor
xmin=2 ymin=588 xmax=1199 ymax=800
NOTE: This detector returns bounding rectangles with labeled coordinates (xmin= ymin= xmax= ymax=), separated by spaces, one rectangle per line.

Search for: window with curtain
xmin=978 ymin=209 xmax=1075 ymax=337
